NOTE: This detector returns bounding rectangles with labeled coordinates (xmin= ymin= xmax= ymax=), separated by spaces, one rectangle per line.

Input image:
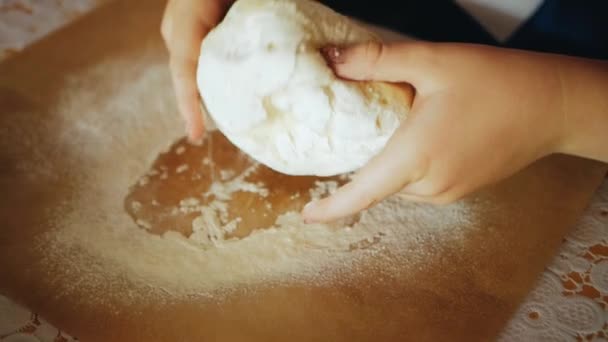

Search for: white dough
xmin=197 ymin=0 xmax=411 ymax=176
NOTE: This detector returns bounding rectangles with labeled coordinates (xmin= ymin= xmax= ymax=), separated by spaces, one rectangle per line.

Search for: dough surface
xmin=197 ymin=0 xmax=411 ymax=176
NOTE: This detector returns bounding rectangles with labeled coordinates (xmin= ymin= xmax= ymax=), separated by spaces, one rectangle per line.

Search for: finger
xmin=170 ymin=57 xmax=205 ymax=142
xmin=321 ymin=41 xmax=435 ymax=88
xmin=167 ymin=27 xmax=208 ymax=142
xmin=161 ymin=0 xmax=216 ymax=52
xmin=302 ymin=125 xmax=425 ymax=223
xmin=162 ymin=0 xmax=213 ymax=142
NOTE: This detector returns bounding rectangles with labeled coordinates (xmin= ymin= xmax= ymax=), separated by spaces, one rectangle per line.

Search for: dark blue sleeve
xmin=507 ymin=1 xmax=608 ymax=59
xmin=319 ymin=0 xmax=608 ymax=60
xmin=319 ymin=0 xmax=497 ymax=45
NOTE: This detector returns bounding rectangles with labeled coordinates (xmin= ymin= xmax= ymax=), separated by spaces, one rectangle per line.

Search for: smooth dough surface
xmin=197 ymin=0 xmax=410 ymax=176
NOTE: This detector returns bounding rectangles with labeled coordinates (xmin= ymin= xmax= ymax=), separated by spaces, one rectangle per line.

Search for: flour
xmin=137 ymin=175 xmax=149 ymax=186
xmin=178 ymin=197 xmax=201 ymax=214
xmin=135 ymin=219 xmax=152 ymax=230
xmin=2 ymin=49 xmax=474 ymax=304
xmin=179 ymin=197 xmax=200 ymax=207
xmin=130 ymin=200 xmax=142 ymax=212
xmin=309 ymin=180 xmax=339 ymax=200
xmin=219 ymin=169 xmax=236 ymax=181
xmin=175 ymin=164 xmax=189 ymax=173
xmin=180 ymin=166 xmax=345 ymax=249
xmin=204 ymin=164 xmax=270 ymax=200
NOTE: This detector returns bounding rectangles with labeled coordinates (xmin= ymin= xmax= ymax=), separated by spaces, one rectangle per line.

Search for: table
xmin=0 ymin=1 xmax=606 ymax=341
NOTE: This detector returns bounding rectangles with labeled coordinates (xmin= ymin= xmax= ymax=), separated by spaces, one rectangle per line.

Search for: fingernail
xmin=321 ymin=45 xmax=345 ymax=65
xmin=188 ymin=128 xmax=205 ymax=145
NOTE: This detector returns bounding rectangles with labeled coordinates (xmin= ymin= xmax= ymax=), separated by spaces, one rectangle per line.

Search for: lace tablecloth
xmin=1 ymin=1 xmax=607 ymax=341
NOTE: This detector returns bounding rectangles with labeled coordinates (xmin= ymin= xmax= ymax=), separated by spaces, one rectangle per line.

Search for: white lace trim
xmin=499 ymin=179 xmax=608 ymax=341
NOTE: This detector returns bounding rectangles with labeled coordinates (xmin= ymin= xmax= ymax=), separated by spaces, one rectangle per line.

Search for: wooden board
xmin=0 ymin=0 xmax=606 ymax=341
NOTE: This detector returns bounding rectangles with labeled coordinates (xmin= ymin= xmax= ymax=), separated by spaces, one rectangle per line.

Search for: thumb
xmin=321 ymin=41 xmax=432 ymax=86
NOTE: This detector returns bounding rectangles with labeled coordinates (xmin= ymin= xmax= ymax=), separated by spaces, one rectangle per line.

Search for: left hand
xmin=302 ymin=41 xmax=570 ymax=223
xmin=161 ymin=0 xmax=233 ymax=143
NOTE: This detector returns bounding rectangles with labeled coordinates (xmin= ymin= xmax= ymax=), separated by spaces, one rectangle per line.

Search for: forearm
xmin=558 ymin=57 xmax=608 ymax=163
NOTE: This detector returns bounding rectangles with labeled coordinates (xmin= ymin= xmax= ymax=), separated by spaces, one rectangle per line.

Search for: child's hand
xmin=303 ymin=42 xmax=608 ymax=223
xmin=161 ymin=0 xmax=233 ymax=142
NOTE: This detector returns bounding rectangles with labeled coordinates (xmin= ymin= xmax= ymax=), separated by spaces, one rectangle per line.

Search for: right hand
xmin=303 ymin=41 xmax=608 ymax=223
xmin=161 ymin=0 xmax=233 ymax=143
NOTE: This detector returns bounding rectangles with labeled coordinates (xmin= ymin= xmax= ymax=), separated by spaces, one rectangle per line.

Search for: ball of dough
xmin=197 ymin=0 xmax=412 ymax=176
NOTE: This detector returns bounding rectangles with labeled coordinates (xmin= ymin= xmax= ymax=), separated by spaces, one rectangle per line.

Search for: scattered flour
xmin=131 ymin=201 xmax=142 ymax=213
xmin=138 ymin=175 xmax=149 ymax=186
xmin=147 ymin=169 xmax=159 ymax=176
xmin=136 ymin=219 xmax=152 ymax=230
xmin=175 ymin=164 xmax=189 ymax=174
xmin=309 ymin=180 xmax=339 ymax=200
xmin=219 ymin=169 xmax=236 ymax=181
xmin=204 ymin=164 xmax=269 ymax=200
xmin=3 ymin=54 xmax=474 ymax=304
xmin=179 ymin=197 xmax=200 ymax=207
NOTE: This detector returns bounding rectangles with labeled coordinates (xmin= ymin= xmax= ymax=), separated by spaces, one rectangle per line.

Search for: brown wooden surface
xmin=0 ymin=0 xmax=607 ymax=341
xmin=124 ymin=133 xmax=349 ymax=238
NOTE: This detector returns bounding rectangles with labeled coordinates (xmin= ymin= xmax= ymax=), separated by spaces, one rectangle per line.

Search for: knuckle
xmin=404 ymin=165 xmax=455 ymax=199
xmin=409 ymin=42 xmax=440 ymax=71
xmin=431 ymin=190 xmax=462 ymax=205
xmin=160 ymin=28 xmax=169 ymax=44
xmin=410 ymin=42 xmax=434 ymax=59
xmin=430 ymin=195 xmax=452 ymax=205
xmin=160 ymin=17 xmax=172 ymax=43
xmin=408 ymin=151 xmax=432 ymax=183
xmin=407 ymin=177 xmax=451 ymax=198
xmin=160 ymin=0 xmax=174 ymax=40
xmin=364 ymin=41 xmax=386 ymax=71
xmin=428 ymin=176 xmax=452 ymax=196
xmin=425 ymin=181 xmax=451 ymax=198
xmin=361 ymin=196 xmax=379 ymax=211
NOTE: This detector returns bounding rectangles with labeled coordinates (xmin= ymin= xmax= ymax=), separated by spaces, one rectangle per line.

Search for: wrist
xmin=553 ymin=57 xmax=608 ymax=162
